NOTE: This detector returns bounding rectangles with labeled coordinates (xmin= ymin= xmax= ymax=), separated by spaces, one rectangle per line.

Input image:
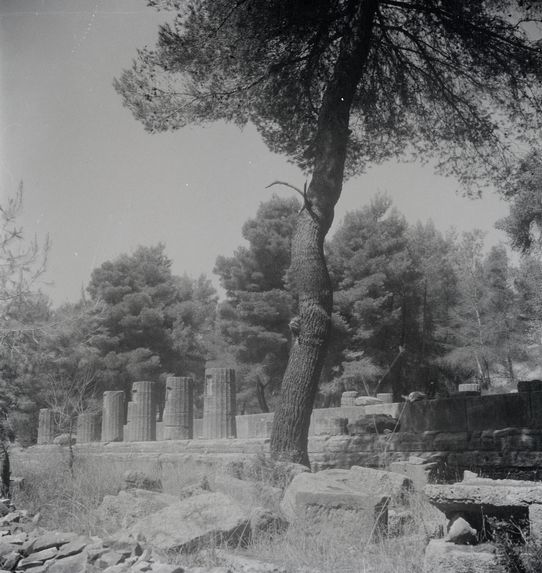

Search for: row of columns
xmin=36 ymin=368 xmax=236 ymax=445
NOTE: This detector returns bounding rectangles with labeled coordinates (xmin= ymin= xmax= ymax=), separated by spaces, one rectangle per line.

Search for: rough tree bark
xmin=270 ymin=0 xmax=379 ymax=465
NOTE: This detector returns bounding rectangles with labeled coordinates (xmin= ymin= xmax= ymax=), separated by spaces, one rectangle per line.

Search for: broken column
xmin=163 ymin=376 xmax=193 ymax=440
xmin=37 ymin=408 xmax=54 ymax=445
xmin=76 ymin=412 xmax=101 ymax=443
xmin=101 ymin=390 xmax=125 ymax=442
xmin=202 ymin=368 xmax=236 ymax=439
xmin=125 ymin=381 xmax=157 ymax=442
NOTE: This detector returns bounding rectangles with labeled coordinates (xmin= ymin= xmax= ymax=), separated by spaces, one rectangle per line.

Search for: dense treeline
xmin=2 ymin=191 xmax=542 ymax=442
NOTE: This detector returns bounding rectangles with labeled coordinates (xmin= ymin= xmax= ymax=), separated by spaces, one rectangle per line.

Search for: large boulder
xmin=120 ymin=492 xmax=251 ymax=552
xmin=280 ymin=466 xmax=412 ymax=537
xmin=95 ymin=489 xmax=179 ymax=531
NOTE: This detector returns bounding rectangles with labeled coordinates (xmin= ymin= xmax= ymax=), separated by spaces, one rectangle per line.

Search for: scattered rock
xmin=97 ymin=549 xmax=126 ymax=569
xmin=56 ymin=536 xmax=91 ymax=558
xmin=0 ymin=550 xmax=19 ymax=570
xmin=29 ymin=531 xmax=76 ymax=552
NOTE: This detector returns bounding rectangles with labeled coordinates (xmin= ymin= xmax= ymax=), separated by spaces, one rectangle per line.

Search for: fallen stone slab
xmin=0 ymin=541 xmax=21 ymax=557
xmin=423 ymin=539 xmax=507 ymax=573
xmin=212 ymin=474 xmax=282 ymax=510
xmin=121 ymin=492 xmax=251 ymax=552
xmin=280 ymin=467 xmax=404 ymax=537
xmin=425 ymin=474 xmax=542 ymax=528
xmin=24 ymin=546 xmax=58 ymax=562
xmin=25 ymin=531 xmax=77 ymax=553
xmin=55 ymin=536 xmax=90 ymax=558
xmin=96 ymin=489 xmax=179 ymax=531
xmin=0 ymin=532 xmax=27 ymax=545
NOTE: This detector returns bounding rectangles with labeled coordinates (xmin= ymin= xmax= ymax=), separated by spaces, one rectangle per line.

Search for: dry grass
xmin=11 ymin=447 xmax=127 ymax=534
xmin=11 ymin=448 xmax=443 ymax=572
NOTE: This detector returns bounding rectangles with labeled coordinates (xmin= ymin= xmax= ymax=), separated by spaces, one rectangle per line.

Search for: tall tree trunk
xmin=270 ymin=0 xmax=378 ymax=465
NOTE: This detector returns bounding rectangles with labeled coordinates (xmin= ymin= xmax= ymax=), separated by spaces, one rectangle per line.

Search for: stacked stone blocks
xmin=202 ymin=368 xmax=236 ymax=439
xmin=125 ymin=381 xmax=157 ymax=442
xmin=76 ymin=412 xmax=101 ymax=443
xmin=101 ymin=391 xmax=125 ymax=442
xmin=163 ymin=376 xmax=194 ymax=440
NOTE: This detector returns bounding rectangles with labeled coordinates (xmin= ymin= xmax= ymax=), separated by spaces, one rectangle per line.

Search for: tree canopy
xmin=116 ymin=0 xmax=542 ymax=463
xmin=117 ymin=1 xmax=542 ymax=189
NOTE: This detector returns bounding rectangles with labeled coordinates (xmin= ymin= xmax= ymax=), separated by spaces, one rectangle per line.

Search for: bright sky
xmin=0 ymin=0 xmax=511 ymax=306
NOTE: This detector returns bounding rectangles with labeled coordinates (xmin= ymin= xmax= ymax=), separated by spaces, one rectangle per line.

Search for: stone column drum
xmin=76 ymin=413 xmax=100 ymax=443
xmin=163 ymin=376 xmax=193 ymax=440
xmin=202 ymin=368 xmax=236 ymax=439
xmin=101 ymin=391 xmax=125 ymax=442
xmin=126 ymin=381 xmax=156 ymax=441
xmin=37 ymin=408 xmax=55 ymax=445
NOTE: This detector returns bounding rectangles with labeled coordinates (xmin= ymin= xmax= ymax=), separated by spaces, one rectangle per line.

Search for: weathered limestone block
xmin=423 ymin=540 xmax=506 ymax=573
xmin=365 ymin=402 xmax=402 ymax=418
xmin=76 ymin=413 xmax=100 ymax=443
xmin=37 ymin=409 xmax=54 ymax=445
xmin=518 ymin=379 xmax=542 ymax=393
xmin=402 ymin=398 xmax=468 ymax=433
xmin=390 ymin=457 xmax=439 ymax=490
xmin=311 ymin=417 xmax=348 ymax=436
xmin=126 ymin=381 xmax=157 ymax=442
xmin=528 ymin=391 xmax=542 ymax=428
xmin=280 ymin=466 xmax=411 ymax=537
xmin=101 ymin=391 xmax=125 ymax=442
xmin=457 ymin=383 xmax=480 ymax=394
xmin=432 ymin=432 xmax=469 ymax=451
xmin=122 ymin=492 xmax=250 ymax=552
xmin=529 ymin=503 xmax=542 ymax=540
xmin=425 ymin=474 xmax=540 ymax=529
xmin=235 ymin=413 xmax=274 ymax=439
xmin=202 ymin=368 xmax=236 ymax=439
xmin=466 ymin=394 xmax=529 ymax=432
xmin=340 ymin=391 xmax=358 ymax=407
xmin=163 ymin=376 xmax=194 ymax=440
